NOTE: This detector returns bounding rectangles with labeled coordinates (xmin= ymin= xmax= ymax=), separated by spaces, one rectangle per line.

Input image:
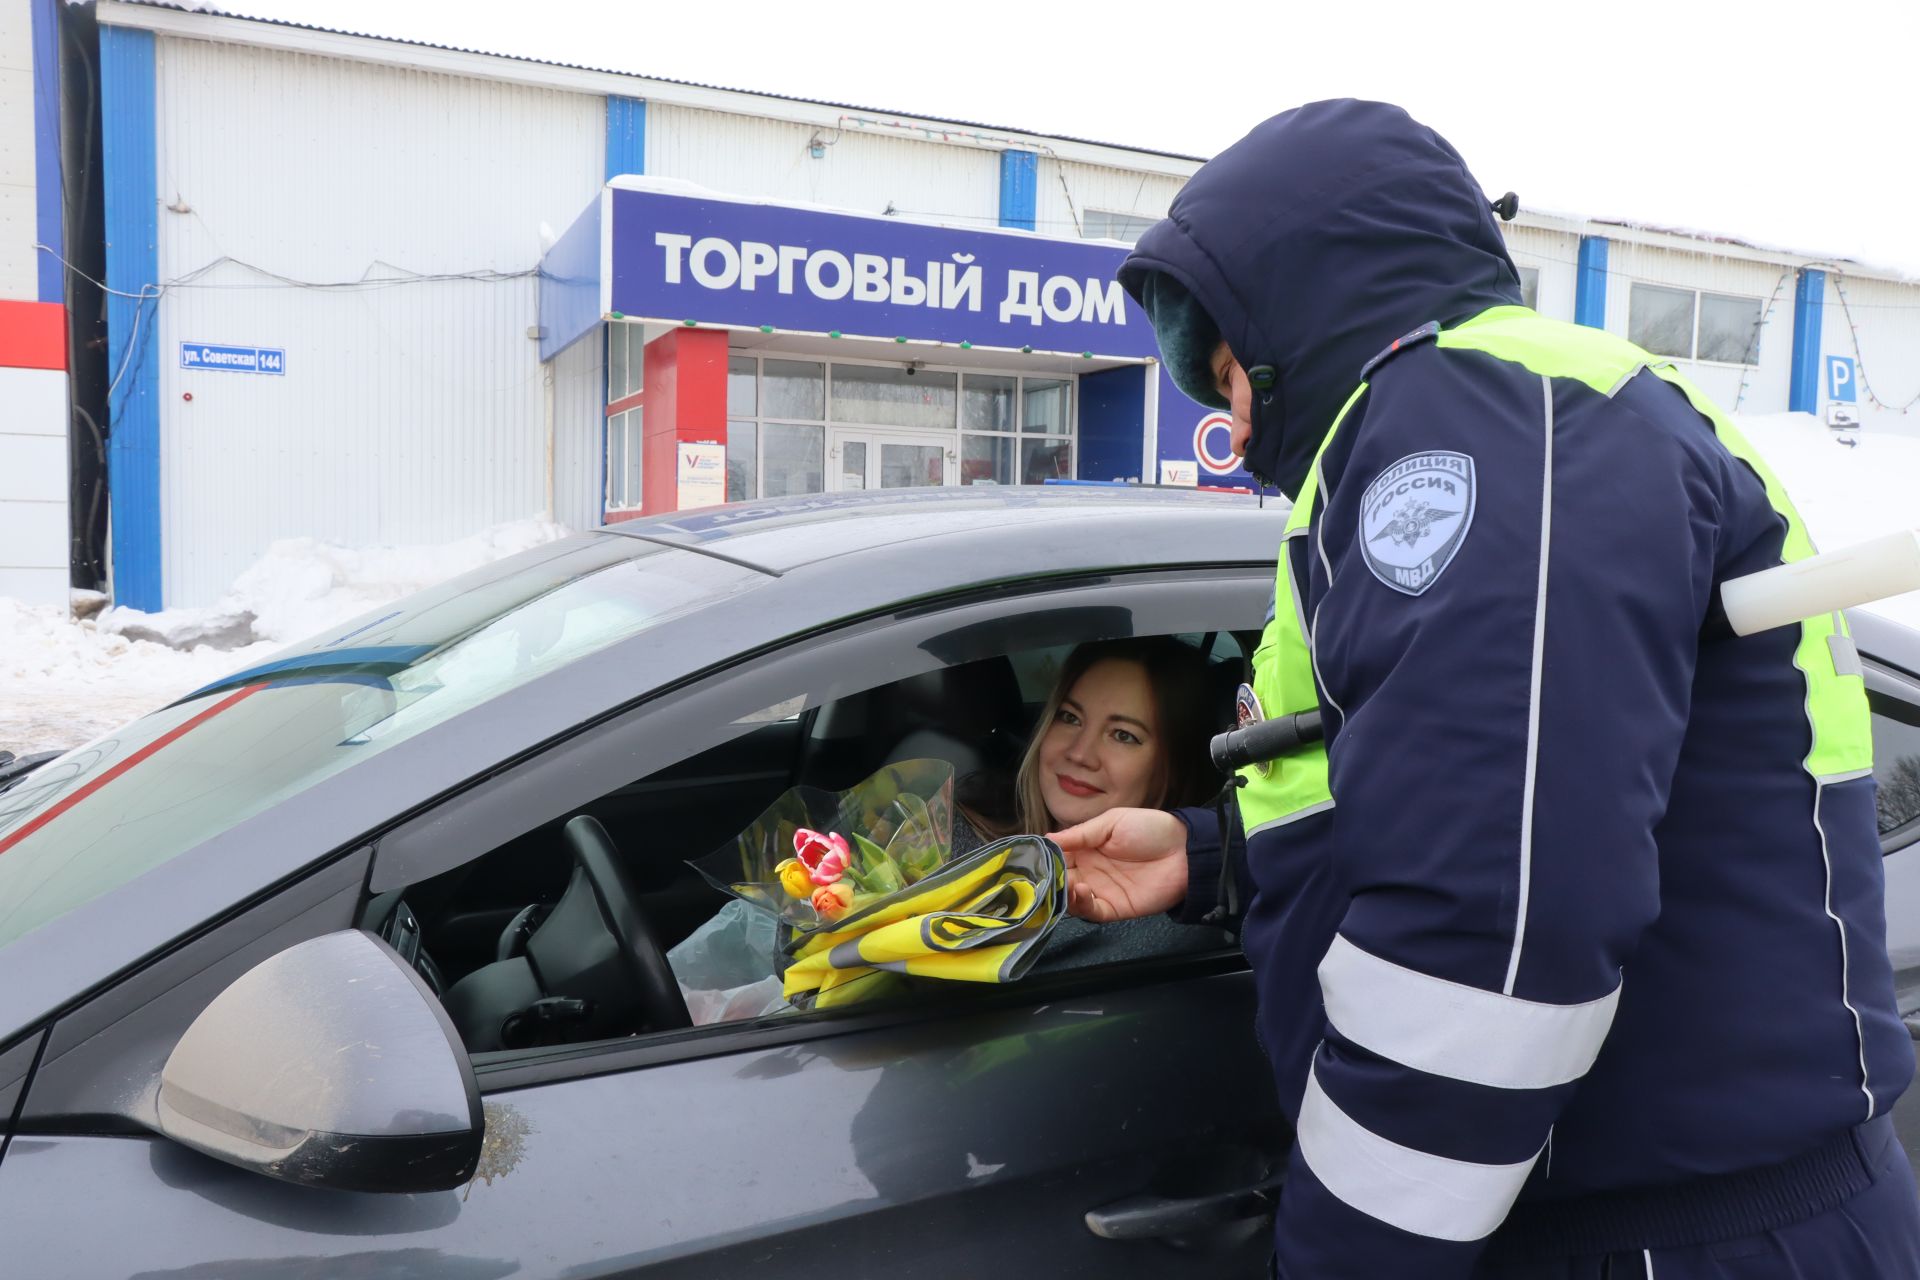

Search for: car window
xmin=0 ymin=535 xmax=768 ymax=955
xmin=1871 ymin=684 xmax=1920 ymax=851
xmin=367 ymin=568 xmax=1269 ymax=1071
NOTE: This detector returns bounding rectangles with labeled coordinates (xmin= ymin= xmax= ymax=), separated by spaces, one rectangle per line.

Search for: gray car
xmin=2 ymin=486 xmax=1919 ymax=1279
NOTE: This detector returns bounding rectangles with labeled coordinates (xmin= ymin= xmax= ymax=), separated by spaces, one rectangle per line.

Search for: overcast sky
xmin=222 ymin=0 xmax=1920 ymax=274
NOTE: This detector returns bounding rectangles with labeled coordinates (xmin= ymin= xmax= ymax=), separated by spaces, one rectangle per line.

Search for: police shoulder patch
xmin=1357 ymin=451 xmax=1476 ymax=596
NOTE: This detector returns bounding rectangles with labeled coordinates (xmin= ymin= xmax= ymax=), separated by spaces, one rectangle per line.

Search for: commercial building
xmin=17 ymin=0 xmax=1920 ymax=608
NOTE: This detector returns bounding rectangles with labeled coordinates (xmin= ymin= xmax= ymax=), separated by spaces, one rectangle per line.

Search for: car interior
xmin=357 ymin=630 xmax=1259 ymax=1056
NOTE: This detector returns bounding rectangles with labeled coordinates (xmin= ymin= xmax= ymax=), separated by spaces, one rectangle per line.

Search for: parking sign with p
xmin=1828 ymin=355 xmax=1857 ymax=404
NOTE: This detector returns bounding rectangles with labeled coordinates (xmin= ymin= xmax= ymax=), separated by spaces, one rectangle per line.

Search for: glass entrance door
xmin=829 ymin=430 xmax=952 ymax=491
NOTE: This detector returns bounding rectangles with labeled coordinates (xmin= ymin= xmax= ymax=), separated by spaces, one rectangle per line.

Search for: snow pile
xmin=99 ymin=517 xmax=570 ymax=648
xmin=0 ymin=597 xmax=281 ymax=760
xmin=1733 ymin=413 xmax=1920 ymax=631
xmin=1 ymin=519 xmax=570 ymax=757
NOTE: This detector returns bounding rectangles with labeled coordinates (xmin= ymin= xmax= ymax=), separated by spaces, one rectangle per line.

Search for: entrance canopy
xmin=538 ymin=177 xmax=1161 ymax=365
xmin=538 ymin=178 xmax=1258 ymax=501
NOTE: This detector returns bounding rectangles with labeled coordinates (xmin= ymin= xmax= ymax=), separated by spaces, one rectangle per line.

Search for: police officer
xmin=1054 ymin=99 xmax=1920 ymax=1278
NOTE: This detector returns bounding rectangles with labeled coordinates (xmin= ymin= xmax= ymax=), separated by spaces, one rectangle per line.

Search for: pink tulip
xmin=793 ymin=828 xmax=852 ymax=885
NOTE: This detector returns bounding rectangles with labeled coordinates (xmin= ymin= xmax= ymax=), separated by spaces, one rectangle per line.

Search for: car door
xmin=0 ymin=566 xmax=1289 ymax=1278
xmin=1862 ymin=645 xmax=1920 ymax=1162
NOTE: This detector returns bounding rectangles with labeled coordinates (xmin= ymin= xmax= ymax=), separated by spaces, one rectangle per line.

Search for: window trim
xmin=1627 ymin=281 xmax=1764 ymax=369
xmin=1079 ymin=208 xmax=1160 ymax=245
xmin=1866 ymin=656 xmax=1920 ymax=857
xmin=369 ymin=565 xmax=1272 ymax=1090
xmin=726 ymin=350 xmax=1078 ymax=498
xmin=1517 ymin=265 xmax=1541 ymax=312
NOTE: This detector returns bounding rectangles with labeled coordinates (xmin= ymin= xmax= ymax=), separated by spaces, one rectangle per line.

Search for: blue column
xmin=1575 ymin=235 xmax=1609 ymax=330
xmin=101 ymin=25 xmax=162 ymax=611
xmin=1790 ymin=268 xmax=1825 ymax=415
xmin=31 ymin=0 xmax=63 ymax=303
xmin=999 ymin=150 xmax=1037 ymax=231
xmin=606 ymin=96 xmax=645 ymax=179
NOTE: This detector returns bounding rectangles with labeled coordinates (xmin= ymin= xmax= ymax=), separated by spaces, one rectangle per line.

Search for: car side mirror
xmin=155 ymin=929 xmax=483 ymax=1194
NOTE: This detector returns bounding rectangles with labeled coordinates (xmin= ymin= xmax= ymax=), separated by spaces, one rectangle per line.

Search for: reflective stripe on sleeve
xmin=1296 ymin=1063 xmax=1542 ymax=1242
xmin=1318 ymin=934 xmax=1619 ymax=1091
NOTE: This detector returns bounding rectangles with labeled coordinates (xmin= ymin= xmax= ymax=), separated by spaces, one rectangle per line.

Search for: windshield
xmin=0 ymin=534 xmax=767 ymax=952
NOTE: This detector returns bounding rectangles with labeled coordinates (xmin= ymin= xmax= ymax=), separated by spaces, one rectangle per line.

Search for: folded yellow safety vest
xmin=781 ymin=835 xmax=1065 ymax=1010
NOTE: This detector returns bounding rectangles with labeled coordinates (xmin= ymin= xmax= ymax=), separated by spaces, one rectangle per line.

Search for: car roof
xmin=610 ymin=486 xmax=1286 ymax=576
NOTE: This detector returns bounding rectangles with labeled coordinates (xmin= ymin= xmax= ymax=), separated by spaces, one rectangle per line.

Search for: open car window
xmin=363 ymin=567 xmax=1270 ymax=1076
xmin=1867 ymin=659 xmax=1920 ymax=853
xmin=0 ymin=535 xmax=766 ymax=958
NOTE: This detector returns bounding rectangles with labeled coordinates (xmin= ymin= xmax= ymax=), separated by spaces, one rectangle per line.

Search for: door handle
xmin=1084 ymin=1174 xmax=1284 ymax=1240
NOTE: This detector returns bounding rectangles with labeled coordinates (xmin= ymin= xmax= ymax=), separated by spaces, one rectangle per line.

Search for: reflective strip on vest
xmin=1436 ymin=307 xmax=1872 ymax=783
xmin=1234 ymin=385 xmax=1369 ymax=833
xmin=1239 ymin=308 xmax=1871 ymax=836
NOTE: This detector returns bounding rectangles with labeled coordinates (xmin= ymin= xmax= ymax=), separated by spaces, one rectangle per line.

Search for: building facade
xmin=20 ymin=0 xmax=1920 ymax=609
xmin=0 ymin=0 xmax=69 ymax=608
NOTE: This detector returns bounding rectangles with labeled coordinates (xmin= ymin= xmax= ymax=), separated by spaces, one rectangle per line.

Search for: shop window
xmin=607 ymin=408 xmax=644 ymax=511
xmin=962 ymin=373 xmax=1017 ymax=432
xmin=1629 ymin=283 xmax=1762 ymax=366
xmin=764 ymin=423 xmax=824 ymax=496
xmin=1081 ymin=209 xmax=1159 ymax=244
xmin=961 ymin=433 xmax=1017 ymax=486
xmin=725 ymin=356 xmax=1074 ymax=499
xmin=727 ymin=420 xmax=757 ymax=502
xmin=1519 ymin=266 xmax=1540 ymax=311
xmin=608 ymin=324 xmax=643 ymax=401
xmin=958 ymin=373 xmax=1075 ymax=486
xmin=764 ymin=359 xmax=825 ymax=420
xmin=1024 ymin=379 xmax=1071 ymax=433
xmin=830 ymin=363 xmax=957 ymax=430
xmin=727 ymin=356 xmax=757 ymax=417
xmin=1020 ymin=437 xmax=1073 ymax=485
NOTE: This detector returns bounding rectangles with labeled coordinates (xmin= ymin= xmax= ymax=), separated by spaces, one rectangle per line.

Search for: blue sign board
xmin=1827 ymin=354 xmax=1856 ymax=404
xmin=601 ymin=183 xmax=1158 ymax=359
xmin=180 ymin=342 xmax=285 ymax=375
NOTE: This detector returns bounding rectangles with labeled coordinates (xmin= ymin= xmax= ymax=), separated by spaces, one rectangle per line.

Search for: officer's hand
xmin=1050 ymin=808 xmax=1189 ymax=923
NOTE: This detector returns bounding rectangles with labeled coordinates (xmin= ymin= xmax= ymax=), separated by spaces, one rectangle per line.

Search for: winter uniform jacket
xmin=1119 ymin=100 xmax=1914 ymax=1278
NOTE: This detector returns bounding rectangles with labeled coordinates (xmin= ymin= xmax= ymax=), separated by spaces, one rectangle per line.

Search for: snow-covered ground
xmin=1732 ymin=414 xmax=1920 ymax=631
xmin=0 ymin=519 xmax=568 ymax=757
xmin=0 ymin=412 xmax=1914 ymax=759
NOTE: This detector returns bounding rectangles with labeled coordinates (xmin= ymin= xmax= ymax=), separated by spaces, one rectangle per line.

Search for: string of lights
xmin=1830 ymin=276 xmax=1920 ymax=414
xmin=1734 ymin=267 xmax=1795 ymax=412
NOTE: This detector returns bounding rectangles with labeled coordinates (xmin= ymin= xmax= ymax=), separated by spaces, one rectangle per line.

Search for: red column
xmin=637 ymin=327 xmax=729 ymax=517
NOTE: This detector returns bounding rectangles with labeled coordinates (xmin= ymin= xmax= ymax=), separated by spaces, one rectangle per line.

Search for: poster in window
xmin=678 ymin=441 xmax=727 ymax=509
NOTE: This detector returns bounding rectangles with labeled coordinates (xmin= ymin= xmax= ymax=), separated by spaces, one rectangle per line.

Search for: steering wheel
xmin=562 ymin=815 xmax=691 ymax=1032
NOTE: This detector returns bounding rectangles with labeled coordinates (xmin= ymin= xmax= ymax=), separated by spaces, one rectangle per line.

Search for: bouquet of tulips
xmin=690 ymin=758 xmax=957 ymax=938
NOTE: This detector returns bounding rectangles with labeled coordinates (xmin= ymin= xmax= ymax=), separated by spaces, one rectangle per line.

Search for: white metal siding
xmin=1825 ymin=272 xmax=1920 ymax=437
xmin=1501 ymin=224 xmax=1580 ymax=323
xmin=0 ymin=0 xmax=37 ymax=301
xmin=550 ymin=327 xmax=605 ymax=531
xmin=645 ymin=104 xmax=1000 ymax=228
xmin=150 ymin=36 xmax=602 ymax=606
xmin=1035 ymin=157 xmax=1183 ymax=241
xmin=1602 ymin=239 xmax=1796 ymax=414
xmin=0 ymin=365 xmax=69 ymax=605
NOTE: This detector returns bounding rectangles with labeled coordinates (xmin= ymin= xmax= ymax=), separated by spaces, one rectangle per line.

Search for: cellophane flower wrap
xmin=690 ymin=758 xmax=958 ymax=940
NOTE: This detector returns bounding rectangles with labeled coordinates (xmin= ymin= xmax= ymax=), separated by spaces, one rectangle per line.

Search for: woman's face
xmin=1036 ymin=658 xmax=1161 ymax=828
